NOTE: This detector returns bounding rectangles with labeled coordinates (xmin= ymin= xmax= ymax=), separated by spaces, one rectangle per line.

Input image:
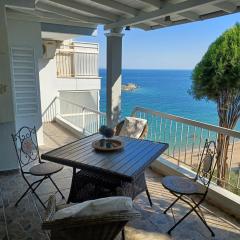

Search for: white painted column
xmin=0 ymin=3 xmax=18 ymax=171
xmin=105 ymin=30 xmax=124 ymax=128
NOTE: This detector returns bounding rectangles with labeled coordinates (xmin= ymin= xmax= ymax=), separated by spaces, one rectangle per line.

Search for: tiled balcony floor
xmin=0 ymin=122 xmax=240 ymax=240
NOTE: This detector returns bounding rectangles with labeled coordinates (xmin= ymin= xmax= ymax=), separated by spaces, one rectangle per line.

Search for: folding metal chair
xmin=12 ymin=126 xmax=65 ymax=209
xmin=162 ymin=140 xmax=217 ymax=236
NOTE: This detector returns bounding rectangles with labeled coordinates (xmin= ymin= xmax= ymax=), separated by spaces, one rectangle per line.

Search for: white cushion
xmin=54 ymin=196 xmax=133 ymax=220
xmin=119 ymin=117 xmax=147 ymax=139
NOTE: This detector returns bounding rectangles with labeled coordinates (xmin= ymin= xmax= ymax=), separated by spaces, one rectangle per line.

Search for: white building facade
xmin=0 ymin=2 xmax=98 ymax=171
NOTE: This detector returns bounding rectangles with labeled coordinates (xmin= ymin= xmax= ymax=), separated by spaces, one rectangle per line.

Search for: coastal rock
xmin=122 ymin=83 xmax=138 ymax=91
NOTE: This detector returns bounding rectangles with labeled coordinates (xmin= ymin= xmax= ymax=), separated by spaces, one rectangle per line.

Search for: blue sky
xmin=77 ymin=13 xmax=240 ymax=70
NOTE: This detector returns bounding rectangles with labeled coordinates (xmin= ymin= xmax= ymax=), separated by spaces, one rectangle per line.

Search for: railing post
xmin=55 ymin=97 xmax=60 ymax=118
xmin=82 ymin=108 xmax=85 ymax=135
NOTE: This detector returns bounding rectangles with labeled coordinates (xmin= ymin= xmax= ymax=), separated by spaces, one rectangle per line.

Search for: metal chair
xmin=12 ymin=126 xmax=65 ymax=209
xmin=42 ymin=195 xmax=140 ymax=240
xmin=115 ymin=119 xmax=152 ymax=207
xmin=114 ymin=119 xmax=148 ymax=139
xmin=162 ymin=140 xmax=217 ymax=236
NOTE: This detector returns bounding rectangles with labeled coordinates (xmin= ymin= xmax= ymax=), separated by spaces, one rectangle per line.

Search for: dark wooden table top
xmin=41 ymin=134 xmax=168 ymax=181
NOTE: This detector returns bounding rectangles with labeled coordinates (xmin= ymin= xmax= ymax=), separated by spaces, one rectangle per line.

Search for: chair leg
xmin=48 ymin=176 xmax=65 ymax=199
xmin=166 ymin=196 xmax=215 ymax=237
xmin=15 ymin=186 xmax=31 ymax=207
xmin=167 ymin=204 xmax=195 ymax=235
xmin=193 ymin=206 xmax=215 ymax=237
xmin=16 ymin=178 xmax=46 ymax=209
xmin=31 ymin=189 xmax=47 ymax=209
xmin=164 ymin=195 xmax=181 ymax=214
xmin=146 ymin=189 xmax=153 ymax=207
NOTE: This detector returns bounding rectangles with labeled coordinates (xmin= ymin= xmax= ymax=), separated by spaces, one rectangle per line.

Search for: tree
xmin=190 ymin=23 xmax=240 ymax=186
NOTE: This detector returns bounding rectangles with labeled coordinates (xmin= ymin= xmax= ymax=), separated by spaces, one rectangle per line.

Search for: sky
xmin=77 ymin=12 xmax=240 ymax=70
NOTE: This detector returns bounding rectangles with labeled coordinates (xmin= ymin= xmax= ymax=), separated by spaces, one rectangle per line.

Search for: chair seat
xmin=162 ymin=176 xmax=203 ymax=195
xmin=30 ymin=162 xmax=63 ymax=176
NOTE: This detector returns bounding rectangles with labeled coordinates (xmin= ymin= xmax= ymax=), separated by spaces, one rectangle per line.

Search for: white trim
xmin=49 ymin=0 xmax=119 ymax=21
xmin=104 ymin=0 xmax=223 ymax=30
xmin=214 ymin=2 xmax=237 ymax=13
xmin=105 ymin=32 xmax=124 ymax=37
xmin=138 ymin=0 xmax=165 ymax=8
xmin=178 ymin=11 xmax=200 ymax=21
xmin=5 ymin=0 xmax=35 ymax=10
xmin=36 ymin=2 xmax=110 ymax=24
xmin=7 ymin=9 xmax=97 ymax=28
xmin=92 ymin=0 xmax=139 ymax=17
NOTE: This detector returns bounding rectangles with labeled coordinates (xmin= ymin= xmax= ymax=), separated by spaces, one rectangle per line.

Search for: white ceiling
xmin=6 ymin=0 xmax=240 ymax=32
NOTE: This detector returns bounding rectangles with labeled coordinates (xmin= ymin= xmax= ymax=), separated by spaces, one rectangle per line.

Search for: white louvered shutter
xmin=11 ymin=48 xmax=38 ymax=116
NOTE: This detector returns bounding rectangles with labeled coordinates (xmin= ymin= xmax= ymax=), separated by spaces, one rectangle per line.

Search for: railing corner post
xmin=56 ymin=97 xmax=60 ymax=117
xmin=82 ymin=108 xmax=85 ymax=134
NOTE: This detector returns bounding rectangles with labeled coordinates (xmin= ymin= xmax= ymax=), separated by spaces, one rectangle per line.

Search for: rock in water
xmin=122 ymin=83 xmax=138 ymax=91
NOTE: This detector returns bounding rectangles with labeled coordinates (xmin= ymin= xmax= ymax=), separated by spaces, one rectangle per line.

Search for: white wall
xmin=39 ymin=57 xmax=59 ymax=115
xmin=8 ymin=19 xmax=44 ymax=145
xmin=39 ymin=55 xmax=101 ymax=115
xmin=0 ymin=5 xmax=17 ymax=171
xmin=39 ymin=42 xmax=101 ymax=122
xmin=59 ymin=90 xmax=99 ymax=110
xmin=0 ymin=18 xmax=44 ymax=171
xmin=56 ymin=77 xmax=101 ymax=91
xmin=0 ymin=122 xmax=18 ymax=171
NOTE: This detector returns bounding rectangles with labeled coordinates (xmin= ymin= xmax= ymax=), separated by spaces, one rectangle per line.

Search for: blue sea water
xmin=99 ymin=69 xmax=219 ymax=126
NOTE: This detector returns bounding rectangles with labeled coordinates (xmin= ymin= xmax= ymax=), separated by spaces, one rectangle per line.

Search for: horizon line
xmin=99 ymin=68 xmax=193 ymax=71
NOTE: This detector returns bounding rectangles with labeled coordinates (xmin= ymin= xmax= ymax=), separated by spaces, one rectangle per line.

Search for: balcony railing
xmin=56 ymin=48 xmax=98 ymax=78
xmin=42 ymin=100 xmax=240 ymax=194
xmin=58 ymin=97 xmax=106 ymax=135
xmin=131 ymin=107 xmax=240 ymax=194
xmin=42 ymin=97 xmax=106 ymax=135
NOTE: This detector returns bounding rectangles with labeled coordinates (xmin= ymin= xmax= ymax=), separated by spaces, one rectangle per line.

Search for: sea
xmin=99 ymin=69 xmax=219 ymax=126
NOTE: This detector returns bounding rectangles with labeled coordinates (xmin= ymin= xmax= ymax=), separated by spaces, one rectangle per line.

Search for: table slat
xmin=41 ymin=133 xmax=168 ymax=181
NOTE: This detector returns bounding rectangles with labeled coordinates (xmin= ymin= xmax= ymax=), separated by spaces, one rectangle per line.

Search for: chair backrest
xmin=12 ymin=126 xmax=40 ymax=169
xmin=115 ymin=119 xmax=148 ymax=139
xmin=195 ymin=140 xmax=217 ymax=189
xmin=42 ymin=195 xmax=140 ymax=240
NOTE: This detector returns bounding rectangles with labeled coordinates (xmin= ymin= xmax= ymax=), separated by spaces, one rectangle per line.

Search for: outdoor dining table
xmin=41 ymin=133 xmax=168 ymax=203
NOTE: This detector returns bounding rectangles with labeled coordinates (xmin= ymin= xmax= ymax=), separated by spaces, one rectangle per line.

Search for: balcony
xmin=0 ymin=122 xmax=239 ymax=240
xmin=1 ymin=1 xmax=240 ymax=240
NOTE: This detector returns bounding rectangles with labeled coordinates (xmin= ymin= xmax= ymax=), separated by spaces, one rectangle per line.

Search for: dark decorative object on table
xmin=99 ymin=125 xmax=114 ymax=138
xmin=96 ymin=125 xmax=122 ymax=150
xmin=99 ymin=125 xmax=107 ymax=135
xmin=98 ymin=125 xmax=116 ymax=149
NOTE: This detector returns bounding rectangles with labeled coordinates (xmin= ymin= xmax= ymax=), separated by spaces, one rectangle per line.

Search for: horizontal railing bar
xmin=56 ymin=49 xmax=99 ymax=54
xmin=132 ymin=106 xmax=240 ymax=139
xmin=60 ymin=43 xmax=99 ymax=48
xmin=57 ymin=97 xmax=106 ymax=116
xmin=61 ymin=112 xmax=99 ymax=117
